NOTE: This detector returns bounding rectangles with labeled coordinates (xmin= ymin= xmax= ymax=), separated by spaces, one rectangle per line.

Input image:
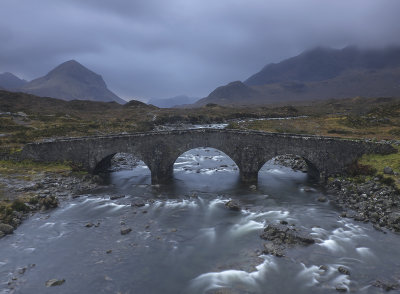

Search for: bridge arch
xmin=172 ymin=147 xmax=240 ymax=175
xmin=258 ymin=154 xmax=321 ymax=181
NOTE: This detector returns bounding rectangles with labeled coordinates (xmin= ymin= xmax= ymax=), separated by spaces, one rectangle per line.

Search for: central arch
xmin=173 ymin=147 xmax=240 ymax=175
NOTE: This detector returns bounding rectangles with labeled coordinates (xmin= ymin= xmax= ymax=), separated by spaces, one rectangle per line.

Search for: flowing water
xmin=1 ymin=148 xmax=400 ymax=293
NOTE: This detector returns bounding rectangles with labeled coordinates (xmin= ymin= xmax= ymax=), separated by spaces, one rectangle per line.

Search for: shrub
xmin=347 ymin=162 xmax=377 ymax=176
xmin=11 ymin=199 xmax=29 ymax=212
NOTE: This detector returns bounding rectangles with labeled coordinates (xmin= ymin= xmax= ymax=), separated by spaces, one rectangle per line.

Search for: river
xmin=1 ymin=147 xmax=400 ymax=293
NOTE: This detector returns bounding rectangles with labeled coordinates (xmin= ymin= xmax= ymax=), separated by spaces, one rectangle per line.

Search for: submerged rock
xmin=45 ymin=279 xmax=65 ymax=287
xmin=372 ymin=279 xmax=400 ymax=291
xmin=225 ymin=200 xmax=241 ymax=211
xmin=335 ymin=285 xmax=347 ymax=292
xmin=131 ymin=201 xmax=146 ymax=208
xmin=120 ymin=227 xmax=132 ymax=235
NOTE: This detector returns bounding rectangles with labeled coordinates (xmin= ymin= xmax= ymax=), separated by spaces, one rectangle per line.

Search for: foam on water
xmin=297 ymin=264 xmax=321 ymax=286
xmin=38 ymin=222 xmax=56 ymax=229
xmin=153 ymin=199 xmax=198 ymax=209
xmin=356 ymin=247 xmax=375 ymax=259
xmin=229 ymin=220 xmax=264 ymax=237
xmin=189 ymin=256 xmax=276 ymax=293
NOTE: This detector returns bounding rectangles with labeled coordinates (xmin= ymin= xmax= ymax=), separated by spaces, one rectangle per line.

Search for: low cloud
xmin=1 ymin=0 xmax=399 ymax=99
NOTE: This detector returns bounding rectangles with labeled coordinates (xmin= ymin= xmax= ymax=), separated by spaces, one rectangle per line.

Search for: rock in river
xmin=120 ymin=227 xmax=132 ymax=235
xmin=260 ymin=223 xmax=315 ymax=245
xmin=225 ymin=200 xmax=241 ymax=211
xmin=45 ymin=279 xmax=65 ymax=287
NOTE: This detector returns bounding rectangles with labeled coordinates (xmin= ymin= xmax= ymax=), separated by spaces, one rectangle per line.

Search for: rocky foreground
xmin=0 ymin=171 xmax=100 ymax=237
xmin=326 ymin=177 xmax=400 ymax=233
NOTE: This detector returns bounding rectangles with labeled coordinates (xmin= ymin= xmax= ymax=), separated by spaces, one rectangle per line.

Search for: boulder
xmin=383 ymin=167 xmax=394 ymax=175
xmin=338 ymin=266 xmax=350 ymax=275
xmin=0 ymin=223 xmax=14 ymax=235
xmin=260 ymin=224 xmax=315 ymax=245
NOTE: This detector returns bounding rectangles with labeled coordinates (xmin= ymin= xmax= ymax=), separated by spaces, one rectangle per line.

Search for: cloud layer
xmin=1 ymin=0 xmax=399 ymax=100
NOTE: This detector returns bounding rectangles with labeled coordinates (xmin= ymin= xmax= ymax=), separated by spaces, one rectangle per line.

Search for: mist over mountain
xmin=148 ymin=95 xmax=199 ymax=108
xmin=0 ymin=72 xmax=27 ymax=90
xmin=21 ymin=60 xmax=125 ymax=104
xmin=196 ymin=46 xmax=400 ymax=106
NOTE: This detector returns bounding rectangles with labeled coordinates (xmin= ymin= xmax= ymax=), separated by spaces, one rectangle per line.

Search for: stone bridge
xmin=21 ymin=129 xmax=396 ymax=184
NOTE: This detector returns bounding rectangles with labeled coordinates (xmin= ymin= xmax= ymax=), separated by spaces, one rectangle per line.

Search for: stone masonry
xmin=20 ymin=129 xmax=396 ymax=184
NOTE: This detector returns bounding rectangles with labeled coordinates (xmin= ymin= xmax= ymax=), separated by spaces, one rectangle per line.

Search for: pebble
xmin=120 ymin=228 xmax=132 ymax=235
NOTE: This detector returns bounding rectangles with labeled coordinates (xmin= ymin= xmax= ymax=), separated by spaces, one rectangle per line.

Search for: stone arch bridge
xmin=21 ymin=129 xmax=395 ymax=184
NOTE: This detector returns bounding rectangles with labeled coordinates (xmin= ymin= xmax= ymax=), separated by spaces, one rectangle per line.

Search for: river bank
xmin=0 ymin=162 xmax=99 ymax=237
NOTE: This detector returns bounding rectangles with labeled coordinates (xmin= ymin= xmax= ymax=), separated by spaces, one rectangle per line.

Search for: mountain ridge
xmin=195 ymin=46 xmax=400 ymax=106
xmin=148 ymin=95 xmax=199 ymax=108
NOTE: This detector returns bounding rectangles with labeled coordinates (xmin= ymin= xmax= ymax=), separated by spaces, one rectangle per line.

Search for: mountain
xmin=245 ymin=46 xmax=400 ymax=86
xmin=195 ymin=81 xmax=261 ymax=106
xmin=196 ymin=46 xmax=400 ymax=106
xmin=21 ymin=60 xmax=126 ymax=104
xmin=0 ymin=72 xmax=27 ymax=90
xmin=148 ymin=95 xmax=199 ymax=108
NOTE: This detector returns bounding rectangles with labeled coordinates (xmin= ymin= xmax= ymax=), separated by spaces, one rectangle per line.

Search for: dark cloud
xmin=1 ymin=0 xmax=400 ymax=100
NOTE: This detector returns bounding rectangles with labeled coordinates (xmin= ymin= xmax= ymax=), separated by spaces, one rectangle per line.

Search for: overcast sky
xmin=1 ymin=0 xmax=400 ymax=101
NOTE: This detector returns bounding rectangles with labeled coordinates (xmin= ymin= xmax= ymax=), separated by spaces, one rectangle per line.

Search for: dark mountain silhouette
xmin=196 ymin=46 xmax=400 ymax=106
xmin=195 ymin=81 xmax=261 ymax=106
xmin=0 ymin=72 xmax=27 ymax=90
xmin=245 ymin=46 xmax=400 ymax=85
xmin=21 ymin=60 xmax=125 ymax=104
xmin=148 ymin=95 xmax=199 ymax=108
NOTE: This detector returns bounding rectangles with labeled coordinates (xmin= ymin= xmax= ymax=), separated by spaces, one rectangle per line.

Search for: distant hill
xmin=195 ymin=81 xmax=260 ymax=106
xmin=0 ymin=72 xmax=27 ymax=90
xmin=21 ymin=60 xmax=126 ymax=104
xmin=196 ymin=46 xmax=400 ymax=106
xmin=0 ymin=89 xmax=154 ymax=117
xmin=148 ymin=95 xmax=199 ymax=108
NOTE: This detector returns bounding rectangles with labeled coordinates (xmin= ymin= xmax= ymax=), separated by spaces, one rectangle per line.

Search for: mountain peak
xmin=0 ymin=72 xmax=28 ymax=90
xmin=21 ymin=60 xmax=126 ymax=104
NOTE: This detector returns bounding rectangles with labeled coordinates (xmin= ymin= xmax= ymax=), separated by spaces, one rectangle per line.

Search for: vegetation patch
xmin=0 ymin=160 xmax=72 ymax=176
xmin=358 ymin=145 xmax=400 ymax=188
